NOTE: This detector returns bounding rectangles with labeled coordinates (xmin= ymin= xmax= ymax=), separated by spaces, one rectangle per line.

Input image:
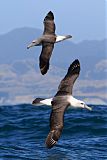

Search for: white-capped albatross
xmin=27 ymin=11 xmax=72 ymax=75
xmin=32 ymin=59 xmax=92 ymax=149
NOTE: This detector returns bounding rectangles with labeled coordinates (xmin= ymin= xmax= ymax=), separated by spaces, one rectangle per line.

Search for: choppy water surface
xmin=0 ymin=104 xmax=107 ymax=160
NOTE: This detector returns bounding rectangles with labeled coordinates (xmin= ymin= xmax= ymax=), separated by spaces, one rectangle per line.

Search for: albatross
xmin=32 ymin=59 xmax=92 ymax=149
xmin=27 ymin=11 xmax=72 ymax=75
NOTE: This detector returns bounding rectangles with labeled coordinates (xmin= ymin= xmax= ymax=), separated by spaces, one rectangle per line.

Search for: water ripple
xmin=0 ymin=104 xmax=107 ymax=159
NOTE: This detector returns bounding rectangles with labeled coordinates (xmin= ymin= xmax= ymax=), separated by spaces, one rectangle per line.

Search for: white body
xmin=39 ymin=96 xmax=83 ymax=108
xmin=33 ymin=95 xmax=92 ymax=111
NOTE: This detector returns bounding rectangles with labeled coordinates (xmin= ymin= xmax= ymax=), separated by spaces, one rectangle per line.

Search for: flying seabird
xmin=27 ymin=11 xmax=72 ymax=75
xmin=32 ymin=59 xmax=92 ymax=149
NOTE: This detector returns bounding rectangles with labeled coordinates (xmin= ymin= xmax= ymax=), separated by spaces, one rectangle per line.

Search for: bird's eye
xmin=81 ymin=103 xmax=84 ymax=105
xmin=32 ymin=40 xmax=36 ymax=43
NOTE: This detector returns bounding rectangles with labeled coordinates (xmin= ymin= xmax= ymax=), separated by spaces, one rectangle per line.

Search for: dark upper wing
xmin=55 ymin=59 xmax=80 ymax=96
xmin=45 ymin=97 xmax=69 ymax=149
xmin=39 ymin=42 xmax=54 ymax=75
xmin=43 ymin=11 xmax=56 ymax=35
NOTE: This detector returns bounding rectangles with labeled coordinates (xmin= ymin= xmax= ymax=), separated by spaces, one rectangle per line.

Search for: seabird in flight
xmin=27 ymin=11 xmax=72 ymax=75
xmin=32 ymin=59 xmax=92 ymax=149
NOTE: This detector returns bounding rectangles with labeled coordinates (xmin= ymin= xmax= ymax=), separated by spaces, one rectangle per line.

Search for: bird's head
xmin=27 ymin=40 xmax=41 ymax=49
xmin=77 ymin=100 xmax=92 ymax=111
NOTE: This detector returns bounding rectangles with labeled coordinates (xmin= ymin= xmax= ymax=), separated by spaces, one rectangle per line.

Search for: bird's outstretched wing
xmin=43 ymin=11 xmax=56 ymax=35
xmin=39 ymin=42 xmax=54 ymax=75
xmin=55 ymin=59 xmax=80 ymax=96
xmin=45 ymin=97 xmax=69 ymax=149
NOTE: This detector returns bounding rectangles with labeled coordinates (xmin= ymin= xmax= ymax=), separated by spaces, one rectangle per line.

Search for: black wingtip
xmin=73 ymin=59 xmax=80 ymax=65
xmin=67 ymin=59 xmax=80 ymax=75
xmin=39 ymin=58 xmax=49 ymax=75
xmin=32 ymin=98 xmax=44 ymax=105
xmin=71 ymin=59 xmax=80 ymax=66
xmin=44 ymin=11 xmax=54 ymax=21
xmin=48 ymin=11 xmax=53 ymax=14
xmin=40 ymin=64 xmax=49 ymax=75
xmin=45 ymin=131 xmax=57 ymax=149
xmin=41 ymin=70 xmax=47 ymax=75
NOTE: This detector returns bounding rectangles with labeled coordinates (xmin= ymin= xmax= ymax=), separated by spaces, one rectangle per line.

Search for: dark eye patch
xmin=81 ymin=103 xmax=84 ymax=105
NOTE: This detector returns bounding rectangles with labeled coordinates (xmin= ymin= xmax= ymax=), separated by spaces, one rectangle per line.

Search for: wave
xmin=0 ymin=104 xmax=107 ymax=159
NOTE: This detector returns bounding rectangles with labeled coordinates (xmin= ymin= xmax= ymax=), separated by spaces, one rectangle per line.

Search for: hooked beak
xmin=27 ymin=42 xmax=35 ymax=49
xmin=84 ymin=104 xmax=92 ymax=111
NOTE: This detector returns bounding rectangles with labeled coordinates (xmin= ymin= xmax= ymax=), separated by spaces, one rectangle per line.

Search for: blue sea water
xmin=0 ymin=104 xmax=107 ymax=160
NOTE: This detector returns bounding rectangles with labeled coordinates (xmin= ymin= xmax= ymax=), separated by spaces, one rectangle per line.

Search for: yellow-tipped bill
xmin=84 ymin=105 xmax=92 ymax=111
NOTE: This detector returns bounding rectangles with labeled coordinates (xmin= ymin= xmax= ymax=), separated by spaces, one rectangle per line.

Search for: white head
xmin=27 ymin=39 xmax=41 ymax=49
xmin=76 ymin=100 xmax=92 ymax=111
xmin=68 ymin=96 xmax=92 ymax=111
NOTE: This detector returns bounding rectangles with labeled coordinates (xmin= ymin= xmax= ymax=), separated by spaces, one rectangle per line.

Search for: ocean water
xmin=0 ymin=104 xmax=107 ymax=160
